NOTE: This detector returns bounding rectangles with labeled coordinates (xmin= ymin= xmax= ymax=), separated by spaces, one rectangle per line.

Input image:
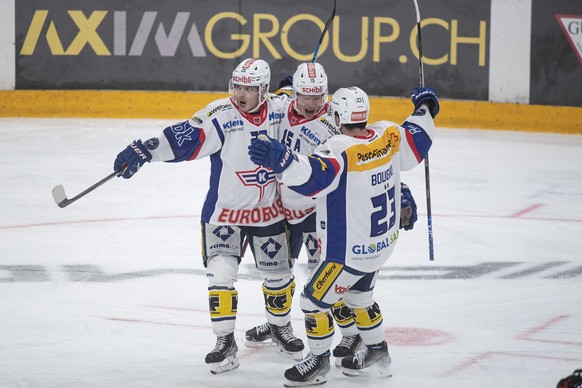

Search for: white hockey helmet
xmin=330 ymin=86 xmax=370 ymax=126
xmin=229 ymin=58 xmax=271 ymax=106
xmin=293 ymin=62 xmax=328 ymax=107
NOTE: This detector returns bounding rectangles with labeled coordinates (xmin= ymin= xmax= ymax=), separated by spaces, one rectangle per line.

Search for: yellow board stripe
xmin=1 ymin=90 xmax=581 ymax=134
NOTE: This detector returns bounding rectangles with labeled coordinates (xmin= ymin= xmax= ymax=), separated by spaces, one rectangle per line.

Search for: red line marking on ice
xmin=509 ymin=203 xmax=543 ymax=218
xmin=517 ymin=315 xmax=582 ymax=346
xmin=440 ymin=351 xmax=582 ymax=378
xmin=0 ymin=214 xmax=201 ymax=230
xmin=103 ymin=316 xmax=209 ymax=330
xmin=4 ymin=207 xmax=582 ymax=230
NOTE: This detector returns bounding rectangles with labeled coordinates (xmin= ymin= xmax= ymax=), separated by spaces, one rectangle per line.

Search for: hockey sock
xmin=330 ymin=299 xmax=357 ymax=336
xmin=305 ymin=311 xmax=335 ymax=354
xmin=353 ymin=302 xmax=385 ymax=345
xmin=208 ymin=286 xmax=238 ymax=334
xmin=262 ymin=277 xmax=295 ymax=323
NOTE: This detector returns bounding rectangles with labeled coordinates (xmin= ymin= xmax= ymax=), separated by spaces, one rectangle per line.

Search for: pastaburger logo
xmin=556 ymin=14 xmax=582 ymax=65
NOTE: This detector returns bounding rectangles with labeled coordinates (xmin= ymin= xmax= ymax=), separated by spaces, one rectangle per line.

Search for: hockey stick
xmin=52 ymin=168 xmax=125 ymax=208
xmin=311 ymin=0 xmax=337 ymax=63
xmin=412 ymin=0 xmax=435 ymax=261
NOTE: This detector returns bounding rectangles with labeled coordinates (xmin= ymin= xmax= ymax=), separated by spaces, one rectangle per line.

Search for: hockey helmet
xmin=229 ymin=58 xmax=271 ymax=108
xmin=293 ymin=62 xmax=328 ymax=107
xmin=330 ymin=86 xmax=370 ymax=126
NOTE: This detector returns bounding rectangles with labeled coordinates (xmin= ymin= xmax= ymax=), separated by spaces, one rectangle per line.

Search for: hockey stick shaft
xmin=412 ymin=0 xmax=435 ymax=261
xmin=311 ymin=0 xmax=336 ymax=63
xmin=52 ymin=168 xmax=124 ymax=208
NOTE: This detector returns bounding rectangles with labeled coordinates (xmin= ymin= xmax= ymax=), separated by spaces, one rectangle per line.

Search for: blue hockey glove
xmin=114 ymin=139 xmax=152 ymax=179
xmin=248 ymin=135 xmax=295 ymax=173
xmin=410 ymin=87 xmax=439 ymax=118
xmin=400 ymin=182 xmax=418 ymax=230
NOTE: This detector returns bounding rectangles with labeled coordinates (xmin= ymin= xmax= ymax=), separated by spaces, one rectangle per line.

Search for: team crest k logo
xmin=235 ymin=166 xmax=276 ymax=201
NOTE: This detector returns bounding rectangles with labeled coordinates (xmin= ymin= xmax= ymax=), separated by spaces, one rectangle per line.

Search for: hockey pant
xmin=300 ymin=261 xmax=385 ymax=355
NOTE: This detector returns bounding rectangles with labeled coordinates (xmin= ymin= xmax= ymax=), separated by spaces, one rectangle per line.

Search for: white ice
xmin=1 ymin=118 xmax=581 ymax=388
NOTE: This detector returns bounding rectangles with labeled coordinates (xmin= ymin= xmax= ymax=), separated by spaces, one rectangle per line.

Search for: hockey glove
xmin=400 ymin=182 xmax=418 ymax=230
xmin=114 ymin=139 xmax=152 ymax=179
xmin=410 ymin=87 xmax=439 ymax=118
xmin=248 ymin=135 xmax=295 ymax=173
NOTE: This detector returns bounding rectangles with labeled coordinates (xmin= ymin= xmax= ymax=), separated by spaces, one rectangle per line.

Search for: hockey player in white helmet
xmin=248 ymin=85 xmax=439 ymax=386
xmin=112 ymin=58 xmax=304 ymax=374
xmin=245 ymin=63 xmax=419 ymax=368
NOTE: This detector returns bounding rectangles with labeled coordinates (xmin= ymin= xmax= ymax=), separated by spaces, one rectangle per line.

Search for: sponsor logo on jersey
xmin=357 ymin=143 xmax=391 ymax=163
xmin=216 ymin=198 xmax=285 ymax=225
xmin=207 ymin=103 xmax=232 ymax=117
xmin=351 ymin=231 xmax=399 ymax=255
xmin=300 ymin=126 xmax=323 ymax=146
xmin=222 ymin=118 xmax=244 ymax=131
xmin=268 ymin=111 xmax=285 ymax=121
xmin=283 ymin=206 xmax=315 ymax=221
xmin=319 ymin=117 xmax=337 ymax=133
xmin=191 ymin=116 xmax=203 ymax=125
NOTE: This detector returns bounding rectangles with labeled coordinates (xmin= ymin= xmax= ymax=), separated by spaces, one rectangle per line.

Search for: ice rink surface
xmin=1 ymin=118 xmax=581 ymax=387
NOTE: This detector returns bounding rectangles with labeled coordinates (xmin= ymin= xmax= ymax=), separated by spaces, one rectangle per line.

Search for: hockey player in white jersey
xmin=248 ymin=85 xmax=439 ymax=386
xmin=112 ymin=58 xmax=304 ymax=374
xmin=245 ymin=63 xmax=419 ymax=366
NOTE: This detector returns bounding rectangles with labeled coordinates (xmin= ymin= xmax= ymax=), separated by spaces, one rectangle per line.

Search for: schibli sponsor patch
xmin=232 ymin=75 xmax=253 ymax=84
xmin=301 ymin=86 xmax=323 ymax=94
xmin=217 ymin=199 xmax=284 ymax=224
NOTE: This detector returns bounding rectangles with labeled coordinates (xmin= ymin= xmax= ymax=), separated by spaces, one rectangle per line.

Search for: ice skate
xmin=284 ymin=351 xmax=330 ymax=387
xmin=205 ymin=333 xmax=239 ymax=374
xmin=270 ymin=322 xmax=304 ymax=360
xmin=341 ymin=341 xmax=392 ymax=377
xmin=244 ymin=322 xmax=274 ymax=347
xmin=332 ymin=334 xmax=363 ymax=367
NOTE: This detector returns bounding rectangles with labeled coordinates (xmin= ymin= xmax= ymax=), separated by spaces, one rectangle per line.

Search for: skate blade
xmin=341 ymin=361 xmax=393 ymax=378
xmin=275 ymin=346 xmax=304 ymax=361
xmin=208 ymin=356 xmax=240 ymax=375
xmin=283 ymin=375 xmax=327 ymax=387
xmin=244 ymin=339 xmax=276 ymax=348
